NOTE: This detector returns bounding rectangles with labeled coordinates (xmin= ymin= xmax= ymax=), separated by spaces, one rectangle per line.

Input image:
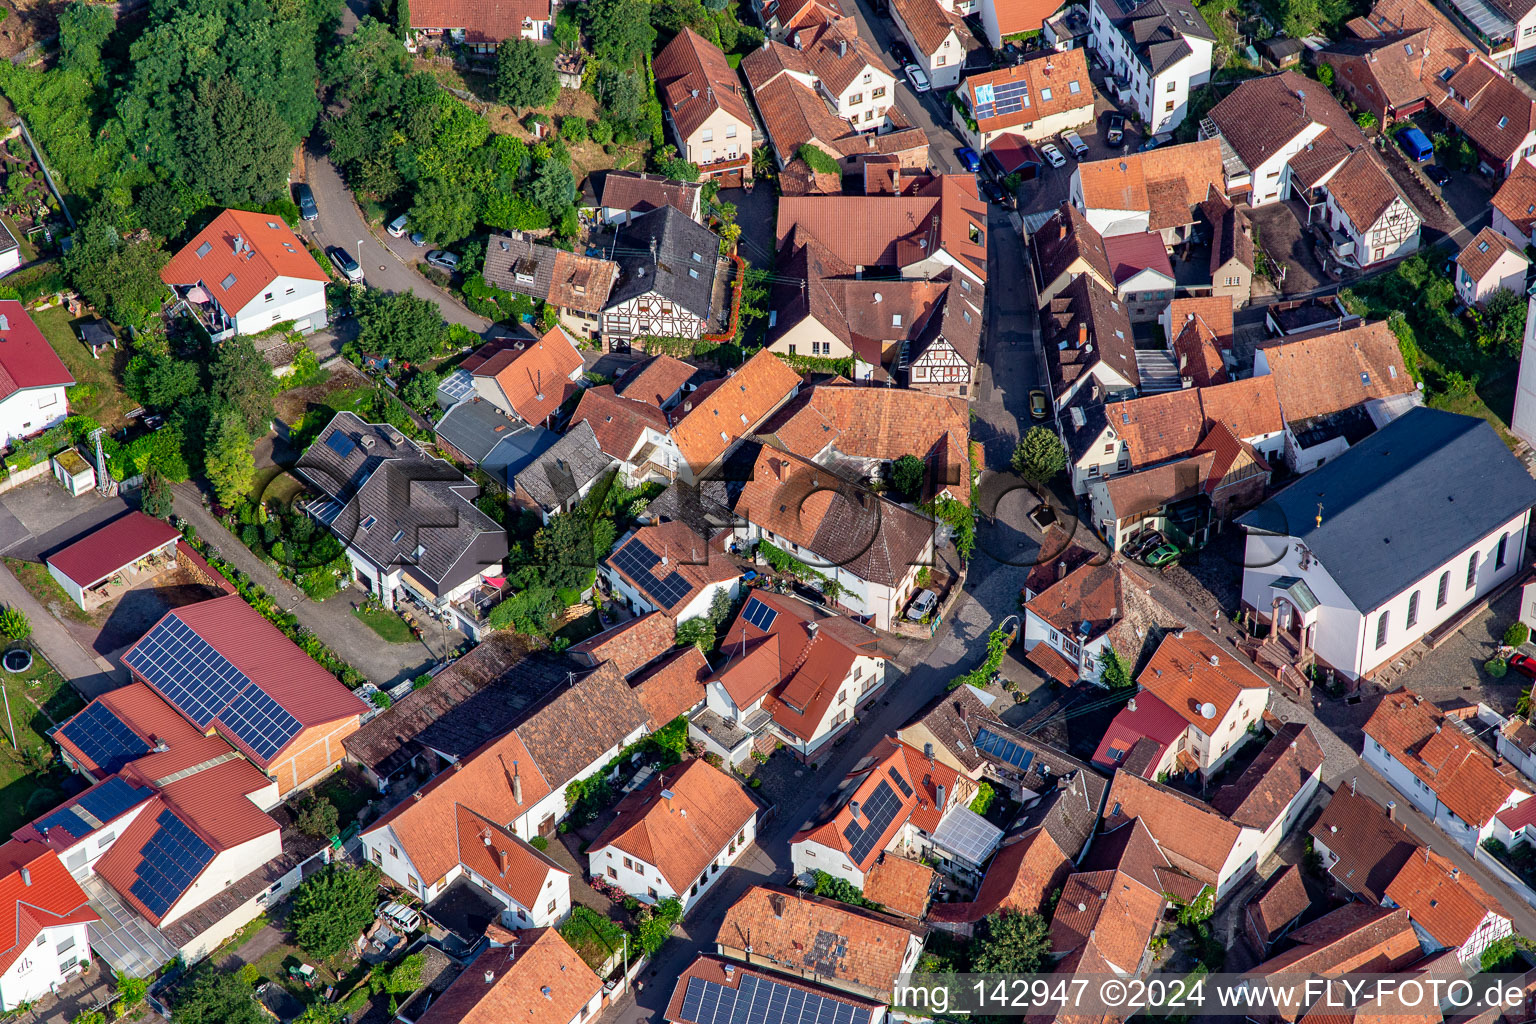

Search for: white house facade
xmin=0 ymin=919 xmax=91 ymax=1012
xmin=1087 ymin=0 xmax=1213 ymax=135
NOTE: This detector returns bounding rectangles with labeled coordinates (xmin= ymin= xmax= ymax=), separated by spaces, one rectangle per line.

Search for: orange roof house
xmin=466 ymin=327 xmax=584 ymax=429
xmin=160 ymin=208 xmax=330 ymax=339
xmin=716 ymin=886 xmax=923 ymax=1002
xmin=587 ymin=758 xmax=758 ymax=910
xmin=1384 ymin=846 xmax=1510 ymax=964
xmin=668 ymin=348 xmax=802 ymax=478
xmin=1248 ymin=903 xmax=1423 ymax=1020
xmin=417 ymin=926 xmax=603 ymax=1024
xmin=0 ymin=840 xmax=97 ymax=1002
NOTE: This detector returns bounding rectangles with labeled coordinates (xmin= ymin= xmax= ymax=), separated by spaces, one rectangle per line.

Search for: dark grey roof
xmin=1061 ymin=385 xmax=1112 ymax=463
xmin=77 ymin=319 xmax=116 ymax=349
xmin=297 ymin=412 xmax=507 ymax=593
xmin=482 ymin=233 xmax=556 ymax=302
xmin=1238 ymin=408 xmax=1536 ymax=612
xmin=604 ymin=206 xmax=721 ymax=317
xmin=512 ymin=419 xmax=616 ymax=512
xmin=436 ymin=398 xmax=562 ymax=490
xmin=1100 ymin=0 xmax=1214 ymax=71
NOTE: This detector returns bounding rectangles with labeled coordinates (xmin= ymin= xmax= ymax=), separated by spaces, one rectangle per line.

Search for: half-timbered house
xmin=601 ymin=206 xmax=724 ymax=350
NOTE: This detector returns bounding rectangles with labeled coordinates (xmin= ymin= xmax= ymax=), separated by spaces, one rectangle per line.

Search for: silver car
xmin=1040 ymin=143 xmax=1067 ymax=168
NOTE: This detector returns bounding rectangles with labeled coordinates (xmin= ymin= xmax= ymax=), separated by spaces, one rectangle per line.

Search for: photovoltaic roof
xmin=842 ymin=780 xmax=901 ymax=865
xmin=678 ymin=974 xmax=872 ymax=1024
xmin=974 ymin=726 xmax=1035 ymax=771
xmin=742 ymin=597 xmax=778 ymax=632
xmin=973 ymin=77 xmax=1031 ymax=120
xmin=129 ymin=808 xmax=215 ymax=918
xmin=123 ymin=613 xmax=304 ymax=762
xmin=34 ymin=777 xmax=154 ymax=843
xmin=56 ymin=702 xmax=150 ymax=775
xmin=612 ymin=540 xmax=694 ymax=610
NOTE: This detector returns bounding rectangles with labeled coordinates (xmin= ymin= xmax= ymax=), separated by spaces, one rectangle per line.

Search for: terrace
xmin=166 ymin=283 xmax=234 ymax=341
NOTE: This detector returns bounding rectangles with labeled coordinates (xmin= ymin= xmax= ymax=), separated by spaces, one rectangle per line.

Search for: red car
xmin=1509 ymin=653 xmax=1536 ymax=679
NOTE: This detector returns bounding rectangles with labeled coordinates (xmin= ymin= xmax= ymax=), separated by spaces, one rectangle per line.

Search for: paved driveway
xmin=0 ymin=481 xmax=130 ymax=560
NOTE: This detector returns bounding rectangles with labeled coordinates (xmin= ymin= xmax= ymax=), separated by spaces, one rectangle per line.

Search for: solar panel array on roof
xmin=973 ymin=77 xmax=1032 ymax=120
xmin=34 ymin=807 xmax=92 ymax=843
xmin=842 ymin=780 xmax=901 ymax=865
xmin=324 ymin=431 xmax=358 ymax=459
xmin=57 ymin=702 xmax=151 ymax=775
xmin=677 ymin=974 xmax=872 ymax=1024
xmin=887 ymin=765 xmax=913 ymax=798
xmin=124 ymin=616 xmax=250 ymax=727
xmin=974 ymin=727 xmax=1035 ymax=771
xmin=77 ymin=777 xmax=153 ymax=824
xmin=130 ymin=809 xmax=215 ymax=918
xmin=123 ymin=614 xmax=304 ymax=761
xmin=742 ymin=597 xmax=778 ymax=632
xmin=612 ymin=541 xmax=693 ymax=610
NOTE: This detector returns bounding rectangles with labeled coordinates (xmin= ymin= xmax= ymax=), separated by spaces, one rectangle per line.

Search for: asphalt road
xmin=843 ymin=0 xmax=965 ymax=175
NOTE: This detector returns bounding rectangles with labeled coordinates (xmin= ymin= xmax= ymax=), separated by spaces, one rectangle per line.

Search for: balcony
xmin=167 ymin=284 xmax=234 ymax=341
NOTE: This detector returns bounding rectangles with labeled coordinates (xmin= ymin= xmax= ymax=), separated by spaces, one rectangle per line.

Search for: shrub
xmin=370 ymin=690 xmax=393 ymax=709
xmin=296 ymin=795 xmax=340 ymax=838
xmin=0 ymin=606 xmax=30 ymax=641
xmin=412 ymin=673 xmax=432 ymax=690
xmin=1507 ymin=622 xmax=1530 ymax=648
xmin=530 ymin=836 xmax=549 ymax=851
xmin=1487 ymin=658 xmax=1509 ymax=678
xmin=970 ymin=780 xmax=996 ymax=815
xmin=561 ymin=116 xmax=590 ymax=142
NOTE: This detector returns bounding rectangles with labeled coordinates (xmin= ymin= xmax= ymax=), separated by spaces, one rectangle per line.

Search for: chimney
xmin=19 ymin=867 xmax=30 ymax=886
xmin=806 ymin=621 xmax=818 ymax=636
xmin=1386 ymin=800 xmax=1397 ymax=821
xmin=770 ymin=892 xmax=786 ymax=918
xmin=839 ymin=38 xmax=847 ymax=57
xmin=513 ymin=763 xmax=523 ymax=804
xmin=936 ymin=783 xmax=947 ymax=807
xmin=724 ymin=963 xmax=735 ymax=976
xmin=498 ymin=848 xmax=510 ymax=875
xmin=924 ymin=742 xmax=935 ymax=760
xmin=850 ymin=800 xmax=861 ymax=820
xmin=1451 ymin=866 xmax=1460 ymax=879
xmin=153 ymin=739 xmax=169 ymax=753
xmin=1208 ymin=654 xmax=1219 ymax=667
xmin=232 ymin=234 xmax=243 ymax=255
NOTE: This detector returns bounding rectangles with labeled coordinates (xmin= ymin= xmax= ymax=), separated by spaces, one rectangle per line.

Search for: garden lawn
xmin=0 ymin=642 xmax=86 ymax=835
xmin=32 ymin=305 xmax=135 ymax=430
xmin=5 ymin=557 xmax=91 ymax=622
xmin=353 ymin=606 xmax=414 ymax=644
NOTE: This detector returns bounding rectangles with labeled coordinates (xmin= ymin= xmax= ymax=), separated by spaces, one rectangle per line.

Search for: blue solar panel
xmin=129 ymin=809 xmax=214 ymax=918
xmin=975 ymin=726 xmax=1035 ymax=770
xmin=677 ymin=974 xmax=873 ymax=1024
xmin=324 ymin=431 xmax=357 ymax=458
xmin=57 ymin=702 xmax=150 ymax=775
xmin=76 ymin=777 xmax=153 ymax=824
xmin=612 ymin=541 xmax=694 ymax=610
xmin=35 ymin=806 xmax=92 ymax=842
xmin=974 ymin=77 xmax=1031 ymax=120
xmin=123 ymin=615 xmax=250 ymax=728
xmin=741 ymin=597 xmax=778 ymax=632
xmin=220 ymin=686 xmax=303 ymax=762
xmin=887 ymin=766 xmax=913 ymax=798
xmin=841 ymin=780 xmax=902 ymax=865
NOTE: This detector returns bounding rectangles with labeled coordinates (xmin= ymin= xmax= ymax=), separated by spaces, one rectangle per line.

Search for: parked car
xmin=1061 ymin=130 xmax=1089 ymax=159
xmin=1144 ymin=542 xmax=1181 ymax=567
xmin=1511 ymin=653 xmax=1536 ymax=679
xmin=906 ymin=588 xmax=939 ymax=621
xmin=294 ymin=183 xmax=318 ymax=221
xmin=409 ymin=230 xmax=427 ymax=247
xmin=979 ymin=177 xmax=1007 ymax=206
xmin=328 ymin=246 xmax=363 ymax=283
xmin=377 ymin=901 xmax=422 ymax=933
xmin=904 ymin=64 xmax=931 ymax=92
xmin=889 ymin=39 xmax=914 ymax=66
xmin=387 ymin=214 xmax=410 ymax=237
xmin=1138 ymin=132 xmax=1172 ymax=152
xmin=1041 ymin=143 xmax=1067 ymax=168
xmin=1396 ymin=125 xmax=1435 ymax=163
xmin=1126 ymin=530 xmax=1164 ymax=559
xmin=1105 ymin=113 xmax=1125 ymax=146
xmin=426 ymin=250 xmax=460 ymax=272
xmin=1029 ymin=389 xmax=1048 ymax=420
xmin=956 ymin=146 xmax=981 ymax=172
xmin=1425 ymin=164 xmax=1451 ymax=187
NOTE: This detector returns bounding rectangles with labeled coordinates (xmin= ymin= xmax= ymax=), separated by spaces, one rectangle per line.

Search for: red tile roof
xmin=1457 ymin=225 xmax=1528 ymax=283
xmin=161 ymin=209 xmax=329 ymax=315
xmin=630 ymin=646 xmax=710 ymax=729
xmin=669 ymin=349 xmax=803 ymax=474
xmin=961 ymin=49 xmax=1092 ymax=134
xmin=54 ymin=682 xmax=232 ymax=781
xmin=1251 ymin=903 xmax=1422 ymax=1012
xmin=1210 ymin=722 xmax=1324 ymax=829
xmin=454 ymin=805 xmax=568 ymax=909
xmin=1309 ymin=787 xmax=1418 ymax=902
xmin=1245 ymin=864 xmax=1310 ymax=948
xmin=618 ymin=354 xmax=702 ymax=409
xmin=472 ymin=327 xmax=583 ymax=426
xmin=0 ymin=304 xmax=71 ymax=404
xmin=1493 ymin=159 xmax=1536 ymax=236
xmin=667 ymin=956 xmax=883 ymax=1024
xmin=1102 ymin=772 xmax=1241 ymax=884
xmin=1076 ymin=142 xmax=1224 ymax=228
xmin=928 ymin=827 xmax=1071 ymax=924
xmin=793 ymin=736 xmax=957 ymax=871
xmin=0 ymin=840 xmax=96 ymax=976
xmin=46 ymin=512 xmax=181 ymax=588
xmin=126 ymin=595 xmax=366 ymax=764
xmin=570 ymin=610 xmax=677 ymax=676
xmin=604 ymin=521 xmax=741 ymax=615
xmin=408 ymin=0 xmax=549 ymax=43
xmin=1385 ymin=846 xmax=1506 ymax=950
xmin=862 ymin=851 xmax=935 ymax=918
xmin=1136 ymin=632 xmax=1269 ymax=736
xmin=1102 ymin=232 xmax=1174 ymax=286
xmin=1091 ymin=691 xmax=1188 ymax=775
xmin=588 ymin=758 xmax=758 ymax=893
xmin=571 ymin=384 xmax=672 ymax=462
xmin=1256 ymin=319 xmax=1416 ymax=424
xmin=655 ymin=28 xmax=755 ymax=142
xmin=417 ymin=927 xmax=602 ymax=1024
xmin=1364 ymin=690 xmax=1530 ymax=826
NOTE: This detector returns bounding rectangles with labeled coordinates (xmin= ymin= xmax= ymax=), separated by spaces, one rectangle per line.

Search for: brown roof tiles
xmin=1075 ymin=141 xmax=1224 ymax=227
xmin=1325 ymin=150 xmax=1413 ymax=232
xmin=1103 ymin=772 xmax=1242 ymax=885
xmin=962 ymin=49 xmax=1092 ymax=134
xmin=1256 ymin=319 xmax=1416 ymax=424
xmin=1457 ymin=225 xmax=1528 ymax=283
xmin=862 ymin=851 xmax=936 ymax=918
xmin=669 ymin=349 xmax=803 ymax=475
xmin=655 ymin=28 xmax=755 ymax=142
xmin=1209 ymin=722 xmax=1324 ymax=829
xmin=1308 ymin=786 xmax=1418 ymax=902
xmin=416 ymin=926 xmax=601 ymax=1024
xmin=1493 ymin=159 xmax=1536 ymax=237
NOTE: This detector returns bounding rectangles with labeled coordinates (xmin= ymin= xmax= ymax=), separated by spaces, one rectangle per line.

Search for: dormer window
xmin=892 ymin=313 xmax=903 ymax=327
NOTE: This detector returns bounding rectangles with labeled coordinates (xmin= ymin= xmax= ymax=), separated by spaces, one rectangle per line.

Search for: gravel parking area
xmin=1392 ymin=585 xmax=1529 ymax=714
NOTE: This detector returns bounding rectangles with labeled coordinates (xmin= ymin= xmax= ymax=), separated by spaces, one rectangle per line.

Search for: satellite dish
xmin=1200 ymin=702 xmax=1217 ymax=720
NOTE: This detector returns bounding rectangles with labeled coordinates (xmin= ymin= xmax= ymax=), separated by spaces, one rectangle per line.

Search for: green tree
xmin=637 ymin=897 xmax=683 ymax=955
xmin=0 ymin=606 xmax=31 ymax=642
xmin=169 ymin=964 xmax=265 ymax=1024
xmin=291 ymin=864 xmax=383 ymax=961
xmin=552 ymin=6 xmax=580 ymax=48
xmin=528 ymin=160 xmax=577 ymax=219
xmin=400 ymin=369 xmax=442 ymax=412
xmin=496 ymin=38 xmax=558 ymax=108
xmin=1315 ymin=62 xmax=1335 ymax=87
xmin=1011 ymin=426 xmax=1066 ymax=488
xmin=584 ymin=0 xmax=656 ymax=65
xmin=381 ymin=952 xmax=425 ymax=994
xmin=655 ymin=156 xmax=701 ymax=182
xmin=1478 ymin=288 xmax=1527 ymax=358
xmin=57 ymin=2 xmax=116 ymax=81
xmin=296 ymin=794 xmax=340 ymax=838
xmin=141 ymin=469 xmax=176 ymax=518
xmin=180 ymin=77 xmax=295 ymax=206
xmin=205 ymin=414 xmax=256 ymax=507
xmin=136 ymin=181 xmax=189 ymax=240
xmin=971 ymin=910 xmax=1050 ymax=974
xmin=323 ymin=17 xmax=410 ymax=103
xmin=62 ymin=218 xmax=170 ymax=327
xmin=891 ymin=454 xmax=925 ymax=499
xmin=211 ymin=335 xmax=277 ymax=435
xmin=593 ymin=66 xmax=646 ymax=129
xmin=796 ymin=144 xmax=840 ymax=176
xmin=410 ymin=174 xmax=478 ymax=244
xmin=294 ymin=1005 xmax=345 ymax=1024
xmin=356 ymin=290 xmax=449 ymax=365
xmin=138 ymin=356 xmax=202 ymax=409
xmin=113 ymin=971 xmax=149 ymax=1017
xmin=1099 ymin=647 xmax=1133 ymax=688
xmin=676 ymin=616 xmax=715 ymax=650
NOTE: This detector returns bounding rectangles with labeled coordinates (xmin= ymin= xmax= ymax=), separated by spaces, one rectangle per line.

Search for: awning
xmin=1269 ymin=576 xmax=1319 ymax=614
